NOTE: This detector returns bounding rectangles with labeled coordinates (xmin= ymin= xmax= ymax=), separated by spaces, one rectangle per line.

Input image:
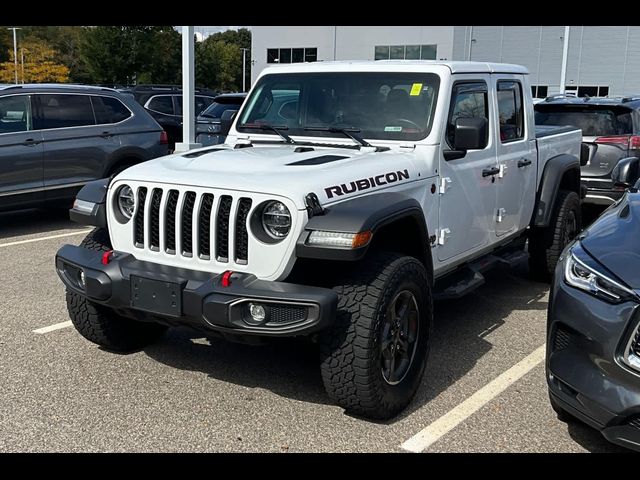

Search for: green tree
xmin=195 ymin=28 xmax=251 ymax=91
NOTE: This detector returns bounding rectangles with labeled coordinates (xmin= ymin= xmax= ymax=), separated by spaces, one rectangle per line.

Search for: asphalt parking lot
xmin=0 ymin=207 xmax=629 ymax=453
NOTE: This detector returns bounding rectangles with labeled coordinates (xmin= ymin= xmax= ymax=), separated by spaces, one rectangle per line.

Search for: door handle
xmin=482 ymin=166 xmax=500 ymax=177
xmin=517 ymin=158 xmax=532 ymax=168
xmin=22 ymin=138 xmax=41 ymax=146
xmin=101 ymin=131 xmax=114 ymax=138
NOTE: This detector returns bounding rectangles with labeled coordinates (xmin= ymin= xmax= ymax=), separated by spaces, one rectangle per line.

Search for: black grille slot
xmin=553 ymin=325 xmax=572 ymax=351
xmin=630 ymin=327 xmax=640 ymax=358
xmin=134 ymin=187 xmax=147 ymax=247
xmin=164 ymin=190 xmax=179 ymax=254
xmin=266 ymin=305 xmax=307 ymax=325
xmin=216 ymin=195 xmax=233 ymax=261
xmin=149 ymin=188 xmax=163 ymax=251
xmin=181 ymin=192 xmax=196 ymax=256
xmin=234 ymin=198 xmax=252 ymax=264
xmin=198 ymin=194 xmax=214 ymax=259
xmin=629 ymin=416 xmax=640 ymax=430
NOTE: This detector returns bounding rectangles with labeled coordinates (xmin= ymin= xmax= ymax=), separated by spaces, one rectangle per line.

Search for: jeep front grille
xmin=131 ymin=186 xmax=253 ymax=267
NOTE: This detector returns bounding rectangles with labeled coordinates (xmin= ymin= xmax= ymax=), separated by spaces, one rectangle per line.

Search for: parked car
xmin=535 ymin=95 xmax=640 ymax=206
xmin=0 ymin=84 xmax=168 ymax=212
xmin=195 ymin=93 xmax=247 ymax=146
xmin=547 ymin=166 xmax=640 ymax=451
xmin=120 ymin=85 xmax=217 ymax=149
xmin=57 ymin=61 xmax=583 ymax=420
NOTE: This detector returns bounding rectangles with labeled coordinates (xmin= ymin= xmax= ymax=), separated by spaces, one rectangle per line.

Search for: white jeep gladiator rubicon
xmin=56 ymin=61 xmax=583 ymax=419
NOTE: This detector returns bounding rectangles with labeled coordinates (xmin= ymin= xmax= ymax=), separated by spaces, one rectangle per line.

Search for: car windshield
xmin=200 ymin=100 xmax=242 ymax=119
xmin=237 ymin=72 xmax=440 ymax=142
xmin=535 ymin=106 xmax=633 ymax=136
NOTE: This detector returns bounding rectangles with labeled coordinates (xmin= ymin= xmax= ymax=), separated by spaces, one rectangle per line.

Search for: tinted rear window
xmin=535 ymin=106 xmax=633 ymax=136
xmin=38 ymin=94 xmax=96 ymax=129
xmin=91 ymin=96 xmax=131 ymax=124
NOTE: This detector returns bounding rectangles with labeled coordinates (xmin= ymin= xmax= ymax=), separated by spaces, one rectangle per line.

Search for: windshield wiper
xmin=241 ymin=123 xmax=295 ymax=144
xmin=304 ymin=126 xmax=373 ymax=148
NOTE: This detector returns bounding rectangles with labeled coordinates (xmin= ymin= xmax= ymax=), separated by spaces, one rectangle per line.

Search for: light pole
xmin=559 ymin=26 xmax=570 ymax=95
xmin=241 ymin=48 xmax=249 ymax=92
xmin=7 ymin=27 xmax=21 ymax=84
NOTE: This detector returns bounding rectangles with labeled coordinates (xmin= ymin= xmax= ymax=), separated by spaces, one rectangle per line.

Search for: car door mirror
xmin=612 ymin=157 xmax=639 ymax=189
xmin=453 ymin=117 xmax=488 ymax=151
xmin=219 ymin=110 xmax=237 ymax=136
xmin=579 ymin=143 xmax=590 ymax=166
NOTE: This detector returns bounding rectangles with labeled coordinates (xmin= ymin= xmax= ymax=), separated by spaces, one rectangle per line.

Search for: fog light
xmin=78 ymin=269 xmax=86 ymax=289
xmin=249 ymin=303 xmax=266 ymax=323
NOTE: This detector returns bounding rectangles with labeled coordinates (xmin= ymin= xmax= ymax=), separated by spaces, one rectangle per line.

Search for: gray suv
xmin=0 ymin=84 xmax=169 ymax=211
xmin=535 ymin=95 xmax=640 ymax=205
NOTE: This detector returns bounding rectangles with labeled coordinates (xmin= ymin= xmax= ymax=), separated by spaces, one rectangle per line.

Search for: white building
xmin=251 ymin=26 xmax=640 ymax=97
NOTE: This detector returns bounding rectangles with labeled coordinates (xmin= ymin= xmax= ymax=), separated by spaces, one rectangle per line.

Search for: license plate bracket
xmin=130 ymin=275 xmax=183 ymax=317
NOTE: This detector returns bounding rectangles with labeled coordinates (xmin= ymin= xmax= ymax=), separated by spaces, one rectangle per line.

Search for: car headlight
xmin=116 ymin=185 xmax=135 ymax=220
xmin=564 ymin=243 xmax=637 ymax=304
xmin=261 ymin=201 xmax=291 ymax=239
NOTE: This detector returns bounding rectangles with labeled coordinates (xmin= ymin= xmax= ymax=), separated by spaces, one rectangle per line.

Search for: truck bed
xmin=534 ymin=125 xmax=582 ymax=186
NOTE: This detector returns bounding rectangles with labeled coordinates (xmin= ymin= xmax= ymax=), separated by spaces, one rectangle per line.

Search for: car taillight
xmin=160 ymin=131 xmax=168 ymax=145
xmin=594 ymin=135 xmax=636 ymax=148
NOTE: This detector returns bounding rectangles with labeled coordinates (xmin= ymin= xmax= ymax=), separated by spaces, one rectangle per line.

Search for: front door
xmin=492 ymin=75 xmax=536 ymax=237
xmin=0 ymin=94 xmax=44 ymax=209
xmin=437 ymin=77 xmax=498 ymax=262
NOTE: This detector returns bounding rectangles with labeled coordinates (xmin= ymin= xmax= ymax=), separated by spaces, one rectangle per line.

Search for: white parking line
xmin=0 ymin=229 xmax=92 ymax=248
xmin=33 ymin=321 xmax=73 ymax=334
xmin=401 ymin=344 xmax=546 ymax=453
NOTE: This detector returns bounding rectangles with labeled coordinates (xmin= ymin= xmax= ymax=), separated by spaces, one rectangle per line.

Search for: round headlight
xmin=262 ymin=201 xmax=291 ymax=239
xmin=117 ymin=185 xmax=135 ymax=220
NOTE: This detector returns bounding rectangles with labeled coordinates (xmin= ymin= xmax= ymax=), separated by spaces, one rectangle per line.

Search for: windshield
xmin=535 ymin=106 xmax=633 ymax=136
xmin=237 ymin=72 xmax=440 ymax=142
xmin=200 ymin=101 xmax=242 ymax=119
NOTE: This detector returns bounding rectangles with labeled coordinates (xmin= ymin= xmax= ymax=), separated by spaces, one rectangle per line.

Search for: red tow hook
xmin=101 ymin=250 xmax=114 ymax=265
xmin=221 ymin=270 xmax=233 ymax=287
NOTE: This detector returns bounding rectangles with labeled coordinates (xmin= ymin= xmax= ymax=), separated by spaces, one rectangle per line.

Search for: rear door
xmin=35 ymin=93 xmax=120 ymax=202
xmin=492 ymin=75 xmax=537 ymax=237
xmin=0 ymin=94 xmax=44 ymax=208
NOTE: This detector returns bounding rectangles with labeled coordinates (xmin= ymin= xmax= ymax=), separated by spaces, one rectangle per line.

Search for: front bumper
xmin=55 ymin=244 xmax=338 ymax=337
xmin=546 ymin=253 xmax=640 ymax=451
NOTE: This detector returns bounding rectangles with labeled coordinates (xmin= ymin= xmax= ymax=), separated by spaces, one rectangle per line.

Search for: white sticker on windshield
xmin=384 ymin=126 xmax=402 ymax=132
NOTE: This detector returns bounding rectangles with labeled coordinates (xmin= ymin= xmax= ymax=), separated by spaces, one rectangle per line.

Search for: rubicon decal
xmin=324 ymin=169 xmax=410 ymax=199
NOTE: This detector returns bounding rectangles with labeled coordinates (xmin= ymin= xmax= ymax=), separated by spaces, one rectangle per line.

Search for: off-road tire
xmin=319 ymin=252 xmax=432 ymax=420
xmin=529 ymin=189 xmax=581 ymax=282
xmin=66 ymin=228 xmax=167 ymax=352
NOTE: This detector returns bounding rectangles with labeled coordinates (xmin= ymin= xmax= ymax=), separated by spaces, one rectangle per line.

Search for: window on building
xmin=447 ymin=82 xmax=489 ymax=150
xmin=577 ymin=86 xmax=598 ymax=98
xmin=497 ymin=81 xmax=524 ymax=142
xmin=599 ymin=86 xmax=609 ymax=97
xmin=0 ymin=95 xmax=32 ymax=133
xmin=374 ymin=44 xmax=438 ymax=61
xmin=531 ymin=85 xmax=549 ymax=99
xmin=375 ymin=46 xmax=390 ymax=60
xmin=37 ymin=94 xmax=96 ymax=129
xmin=267 ymin=47 xmax=317 ymax=64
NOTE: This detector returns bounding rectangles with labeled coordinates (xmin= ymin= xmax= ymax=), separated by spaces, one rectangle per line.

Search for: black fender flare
xmin=295 ymin=192 xmax=434 ymax=284
xmin=68 ymin=178 xmax=110 ymax=228
xmin=532 ymin=154 xmax=581 ymax=227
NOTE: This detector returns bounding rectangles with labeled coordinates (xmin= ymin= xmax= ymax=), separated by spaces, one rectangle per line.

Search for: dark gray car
xmin=536 ymin=96 xmax=640 ymax=206
xmin=547 ymin=166 xmax=640 ymax=451
xmin=0 ymin=84 xmax=168 ymax=211
xmin=195 ymin=92 xmax=246 ymax=146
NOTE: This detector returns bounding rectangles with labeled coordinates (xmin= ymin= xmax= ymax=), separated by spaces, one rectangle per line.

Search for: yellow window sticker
xmin=410 ymin=83 xmax=423 ymax=96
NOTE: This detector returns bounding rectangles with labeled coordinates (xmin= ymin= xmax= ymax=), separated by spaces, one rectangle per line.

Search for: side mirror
xmin=219 ymin=110 xmax=237 ymax=136
xmin=579 ymin=143 xmax=589 ymax=166
xmin=453 ymin=117 xmax=488 ymax=151
xmin=611 ymin=157 xmax=639 ymax=189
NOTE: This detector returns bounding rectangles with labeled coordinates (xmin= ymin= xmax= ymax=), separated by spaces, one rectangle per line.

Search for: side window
xmin=37 ymin=94 xmax=96 ymax=129
xmin=92 ymin=96 xmax=132 ymax=124
xmin=497 ymin=81 xmax=524 ymax=142
xmin=195 ymin=96 xmax=210 ymax=115
xmin=147 ymin=96 xmax=174 ymax=115
xmin=446 ymin=82 xmax=488 ymax=149
xmin=0 ymin=95 xmax=32 ymax=133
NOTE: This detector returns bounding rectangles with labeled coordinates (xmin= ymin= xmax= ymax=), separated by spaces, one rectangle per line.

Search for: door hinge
xmin=498 ymin=164 xmax=507 ymax=179
xmin=496 ymin=208 xmax=506 ymax=223
xmin=399 ymin=142 xmax=416 ymax=149
xmin=439 ymin=177 xmax=452 ymax=194
xmin=438 ymin=228 xmax=452 ymax=245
